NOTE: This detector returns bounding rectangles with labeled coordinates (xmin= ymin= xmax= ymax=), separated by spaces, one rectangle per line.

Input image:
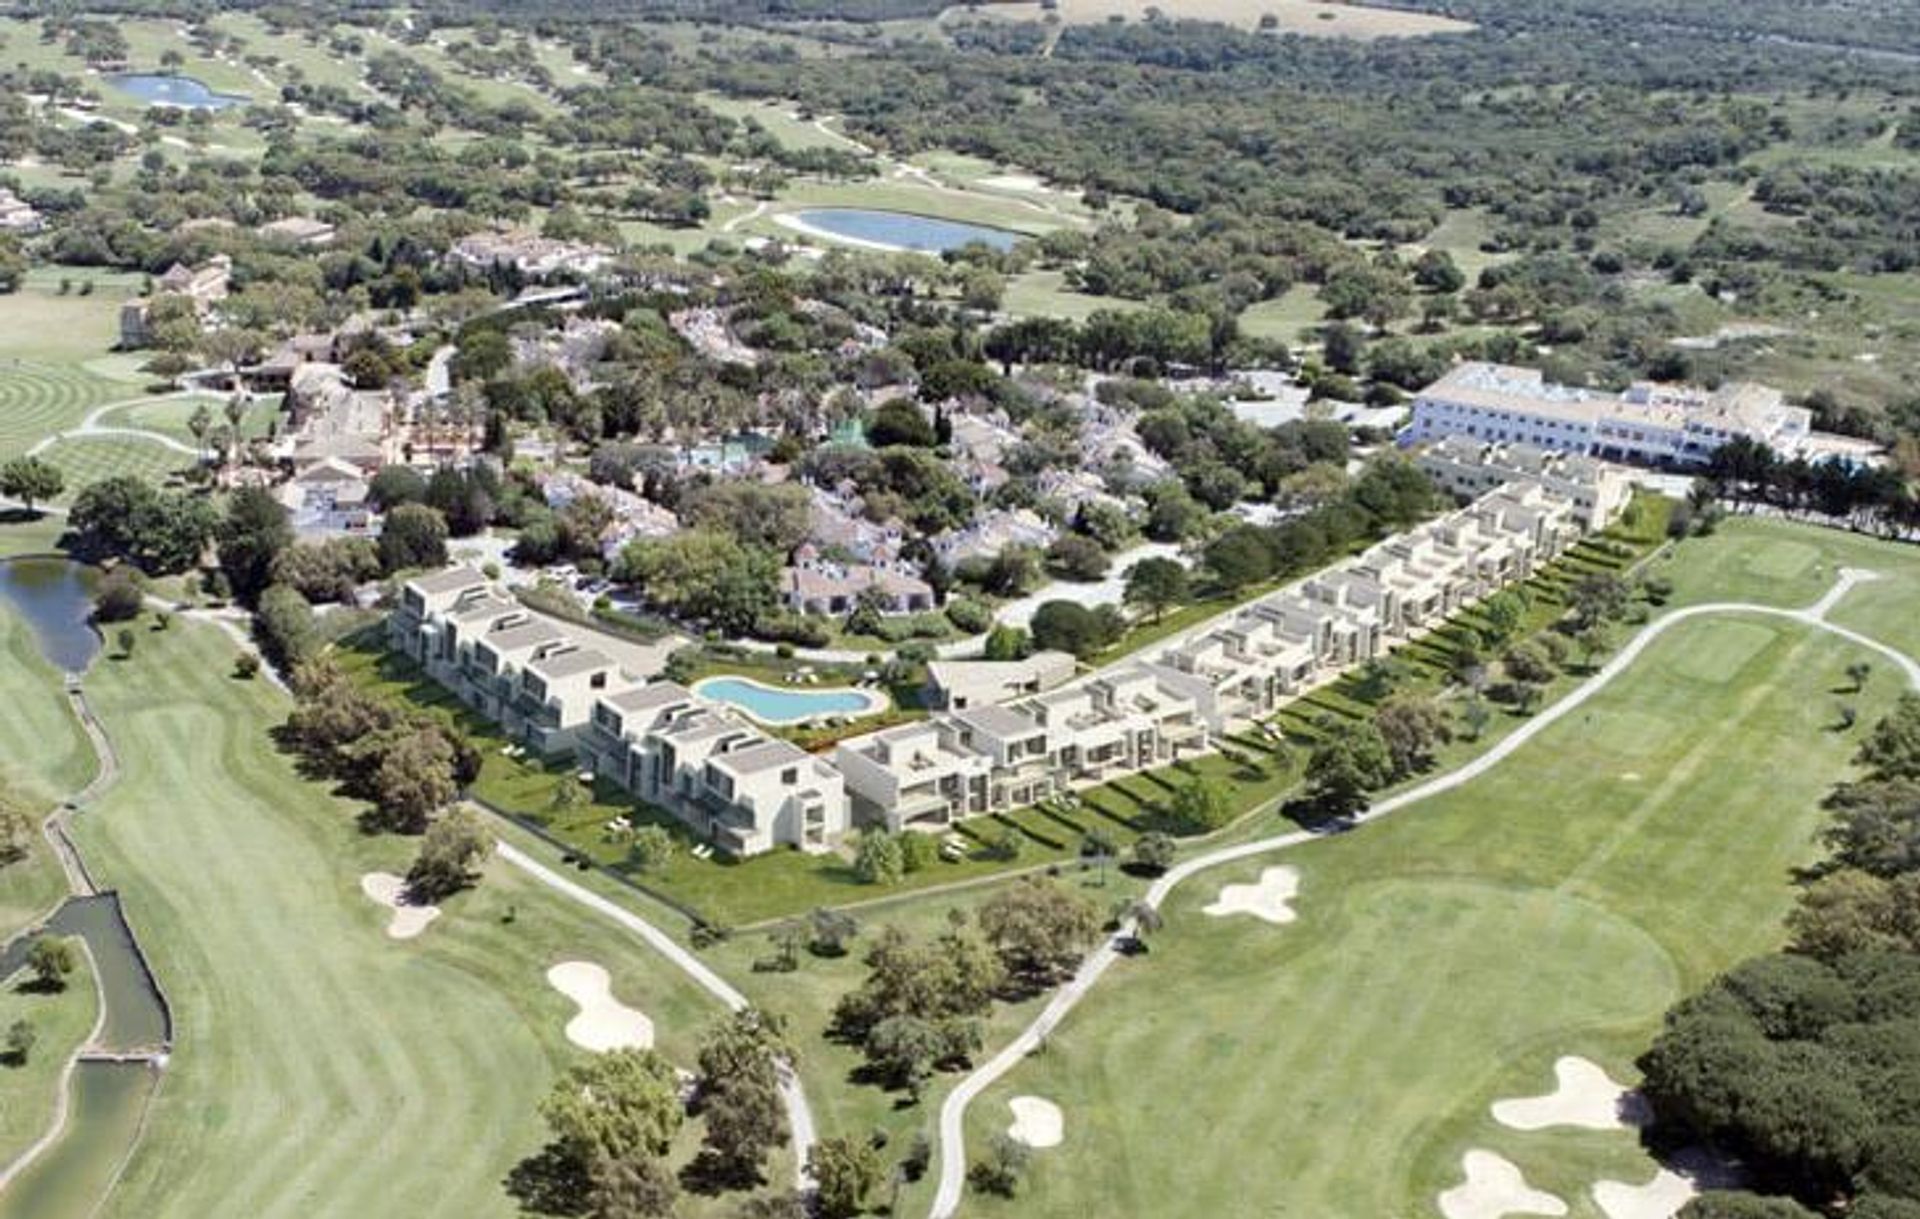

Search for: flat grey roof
xmin=605 ymin=681 xmax=694 ymax=713
xmin=949 ymin=704 xmax=1042 ymax=740
xmin=410 ymin=566 xmax=489 ymax=595
xmin=528 ymin=646 xmax=617 ymax=680
xmin=714 ymin=737 xmax=810 ymax=776
xmin=481 ymin=621 xmax=565 ymax=654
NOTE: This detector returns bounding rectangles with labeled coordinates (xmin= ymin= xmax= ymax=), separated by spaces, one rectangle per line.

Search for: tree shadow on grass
xmin=504 ymin=1143 xmax=592 ymax=1217
xmin=679 ymin=1149 xmax=765 ymax=1197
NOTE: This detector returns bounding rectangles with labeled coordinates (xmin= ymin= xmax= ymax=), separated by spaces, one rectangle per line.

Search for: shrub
xmin=92 ymin=569 xmax=145 ymax=623
xmin=944 ymin=597 xmax=994 ymax=634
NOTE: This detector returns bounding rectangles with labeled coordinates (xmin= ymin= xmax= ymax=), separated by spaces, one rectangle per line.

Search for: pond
xmin=788 ymin=208 xmax=1020 ymax=253
xmin=0 ymin=1061 xmax=159 ymax=1219
xmin=691 ymin=676 xmax=890 ymax=726
xmin=0 ymin=894 xmax=172 ymax=1218
xmin=0 ymin=559 xmax=100 ymax=675
xmin=107 ymin=73 xmax=248 ymax=110
xmin=0 ymin=895 xmax=172 ymax=1053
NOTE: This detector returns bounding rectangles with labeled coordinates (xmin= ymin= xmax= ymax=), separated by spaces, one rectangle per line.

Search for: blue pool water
xmin=693 ymin=677 xmax=885 ymax=725
xmin=108 ymin=74 xmax=248 ymax=110
xmin=792 ymin=208 xmax=1020 ymax=253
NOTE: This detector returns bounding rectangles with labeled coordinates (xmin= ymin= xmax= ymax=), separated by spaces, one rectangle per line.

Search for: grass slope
xmin=0 ymin=604 xmax=98 ymax=942
xmin=0 ymin=958 xmax=100 ymax=1169
xmin=959 ymin=563 xmax=1904 ymax=1216
xmin=51 ymin=619 xmax=743 ymax=1218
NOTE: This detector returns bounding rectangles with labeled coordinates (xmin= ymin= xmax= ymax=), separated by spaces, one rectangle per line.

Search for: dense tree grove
xmin=1640 ymin=696 xmax=1920 ymax=1215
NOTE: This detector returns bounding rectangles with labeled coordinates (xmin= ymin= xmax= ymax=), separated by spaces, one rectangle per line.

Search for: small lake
xmin=692 ymin=676 xmax=889 ymax=726
xmin=0 ymin=895 xmax=172 ymax=1052
xmin=0 ymin=559 xmax=100 ymax=675
xmin=791 ymin=208 xmax=1020 ymax=253
xmin=107 ymin=73 xmax=248 ymax=110
xmin=0 ymin=1061 xmax=159 ymax=1219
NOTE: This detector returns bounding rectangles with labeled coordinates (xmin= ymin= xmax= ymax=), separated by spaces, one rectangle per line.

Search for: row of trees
xmin=281 ymin=658 xmax=477 ymax=838
xmin=1640 ymin=694 xmax=1920 ymax=1216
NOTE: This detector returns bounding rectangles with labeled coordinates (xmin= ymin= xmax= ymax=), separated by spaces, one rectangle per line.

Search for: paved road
xmin=927 ymin=567 xmax=1914 ymax=1218
xmin=494 ymin=842 xmax=819 ymax=1190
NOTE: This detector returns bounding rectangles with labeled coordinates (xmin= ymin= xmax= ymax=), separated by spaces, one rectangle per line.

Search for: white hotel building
xmin=1402 ymin=362 xmax=1835 ymax=467
xmin=392 ymin=461 xmax=1624 ymax=856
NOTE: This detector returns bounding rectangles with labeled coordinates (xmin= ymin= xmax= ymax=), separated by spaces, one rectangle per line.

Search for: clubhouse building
xmin=391 ymin=468 xmax=1623 ymax=857
xmin=1402 ymin=361 xmax=1873 ymax=468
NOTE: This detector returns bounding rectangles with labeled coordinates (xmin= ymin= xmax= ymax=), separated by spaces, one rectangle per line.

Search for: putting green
xmin=959 ymin=612 xmax=1901 ymax=1218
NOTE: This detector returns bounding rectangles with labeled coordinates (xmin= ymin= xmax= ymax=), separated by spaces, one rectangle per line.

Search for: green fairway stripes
xmin=0 ymin=361 xmax=130 ymax=461
xmin=33 ymin=437 xmax=195 ymax=499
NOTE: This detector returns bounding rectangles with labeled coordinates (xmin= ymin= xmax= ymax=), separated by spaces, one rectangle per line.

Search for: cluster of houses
xmin=391 ymin=449 xmax=1630 ymax=857
xmin=119 ymin=254 xmax=232 ymax=348
xmin=1403 ymin=361 xmax=1878 ymax=468
xmin=450 ymin=228 xmax=612 ymax=279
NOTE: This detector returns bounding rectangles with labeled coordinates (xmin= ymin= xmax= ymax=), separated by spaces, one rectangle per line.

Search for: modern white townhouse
xmin=1402 ymin=361 xmax=1854 ymax=468
xmin=1415 ymin=435 xmax=1636 ymax=531
xmin=392 ymin=471 xmax=1614 ymax=854
xmin=580 ymin=685 xmax=848 ymax=856
xmin=834 ymin=721 xmax=996 ymax=833
xmin=1149 ymin=478 xmax=1591 ymax=730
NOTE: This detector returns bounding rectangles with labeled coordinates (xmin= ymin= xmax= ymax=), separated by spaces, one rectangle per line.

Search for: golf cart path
xmin=928 ymin=567 xmax=1912 ymax=1218
xmin=25 ymin=390 xmax=208 ymax=460
xmin=494 ymin=841 xmax=818 ymax=1190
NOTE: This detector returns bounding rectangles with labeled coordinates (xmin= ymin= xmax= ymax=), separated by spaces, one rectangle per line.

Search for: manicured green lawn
xmin=0 ymin=602 xmax=97 ymax=944
xmin=33 ymin=437 xmax=194 ymax=500
xmin=0 ymin=268 xmax=150 ymax=463
xmin=94 ymin=394 xmax=277 ymax=446
xmin=44 ymin=617 xmax=772 ymax=1218
xmin=961 ymin=611 xmax=1902 ymax=1219
xmin=0 ymin=956 xmax=100 ymax=1169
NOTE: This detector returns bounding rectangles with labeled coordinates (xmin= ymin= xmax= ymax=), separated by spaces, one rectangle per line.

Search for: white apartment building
xmin=1404 ymin=362 xmax=1827 ymax=467
xmin=1154 ymin=479 xmax=1588 ymax=728
xmin=582 ymin=684 xmax=848 ymax=856
xmin=1415 ymin=435 xmax=1636 ymax=530
xmin=392 ymin=471 xmax=1612 ymax=853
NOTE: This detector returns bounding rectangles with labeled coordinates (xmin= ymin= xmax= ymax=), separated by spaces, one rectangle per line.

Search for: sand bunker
xmin=359 ymin=872 xmax=440 ymax=940
xmin=1439 ymin=1151 xmax=1568 ymax=1219
xmin=978 ymin=173 xmax=1046 ymax=192
xmin=547 ymin=961 xmax=653 ymax=1052
xmin=1006 ymin=1096 xmax=1064 ymax=1148
xmin=1593 ymin=1170 xmax=1695 ymax=1219
xmin=1203 ymin=866 xmax=1301 ymax=924
xmin=1492 ymin=1056 xmax=1650 ymax=1132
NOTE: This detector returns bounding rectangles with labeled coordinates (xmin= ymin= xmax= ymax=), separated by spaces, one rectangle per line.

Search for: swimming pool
xmin=692 ymin=676 xmax=890 ymax=726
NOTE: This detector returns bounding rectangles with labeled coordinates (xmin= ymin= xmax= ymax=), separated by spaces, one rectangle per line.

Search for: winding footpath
xmin=493 ymin=842 xmax=819 ymax=1191
xmin=928 ymin=567 xmax=1917 ymax=1219
xmin=26 ymin=393 xmax=206 ymax=461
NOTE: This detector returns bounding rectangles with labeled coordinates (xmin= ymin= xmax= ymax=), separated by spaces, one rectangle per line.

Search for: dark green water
xmin=0 ymin=559 xmax=99 ymax=674
xmin=0 ymin=897 xmax=170 ymax=1052
xmin=0 ymin=1061 xmax=158 ymax=1219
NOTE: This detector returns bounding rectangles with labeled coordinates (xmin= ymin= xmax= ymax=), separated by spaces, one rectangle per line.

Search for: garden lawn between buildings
xmin=955 ymin=518 xmax=1919 ymax=1218
xmin=25 ymin=612 xmax=785 ymax=1219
